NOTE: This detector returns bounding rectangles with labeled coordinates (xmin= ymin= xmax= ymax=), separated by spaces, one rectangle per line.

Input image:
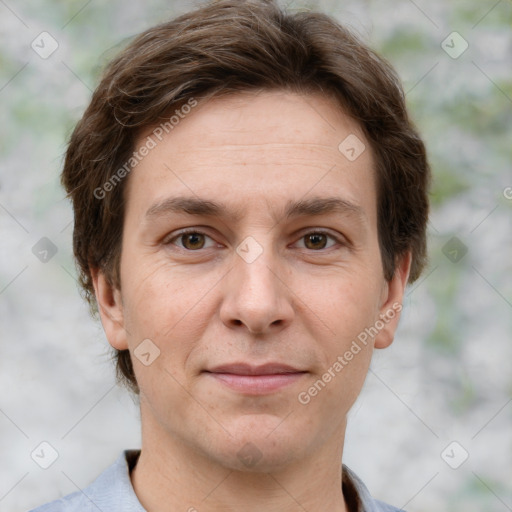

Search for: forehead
xmin=124 ymin=90 xmax=376 ymax=224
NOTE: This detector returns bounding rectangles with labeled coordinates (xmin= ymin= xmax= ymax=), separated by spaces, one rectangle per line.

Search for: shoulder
xmin=342 ymin=464 xmax=406 ymax=512
xmin=27 ymin=450 xmax=144 ymax=512
xmin=28 ymin=490 xmax=92 ymax=512
xmin=373 ymin=499 xmax=406 ymax=511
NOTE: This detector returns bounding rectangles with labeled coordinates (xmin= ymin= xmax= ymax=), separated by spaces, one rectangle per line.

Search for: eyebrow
xmin=144 ymin=195 xmax=366 ymax=224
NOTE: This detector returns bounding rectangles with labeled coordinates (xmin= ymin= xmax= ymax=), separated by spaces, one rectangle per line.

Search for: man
xmin=31 ymin=0 xmax=430 ymax=510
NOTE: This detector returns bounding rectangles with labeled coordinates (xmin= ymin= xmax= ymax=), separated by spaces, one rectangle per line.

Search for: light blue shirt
xmin=29 ymin=450 xmax=405 ymax=512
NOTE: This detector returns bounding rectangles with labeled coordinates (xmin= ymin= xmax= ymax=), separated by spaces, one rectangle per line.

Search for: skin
xmin=92 ymin=90 xmax=411 ymax=512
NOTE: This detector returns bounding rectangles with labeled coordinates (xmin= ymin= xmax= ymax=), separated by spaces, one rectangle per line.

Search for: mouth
xmin=203 ymin=363 xmax=308 ymax=395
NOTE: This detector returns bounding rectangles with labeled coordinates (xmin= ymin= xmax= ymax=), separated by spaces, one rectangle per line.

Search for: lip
xmin=204 ymin=363 xmax=307 ymax=394
xmin=207 ymin=363 xmax=304 ymax=375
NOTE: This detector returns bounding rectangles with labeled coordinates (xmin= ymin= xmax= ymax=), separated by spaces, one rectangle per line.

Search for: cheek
xmin=303 ymin=285 xmax=376 ymax=418
xmin=120 ymin=258 xmax=219 ymax=367
xmin=123 ymin=258 xmax=198 ymax=329
xmin=299 ymin=270 xmax=382 ymax=397
xmin=300 ymin=270 xmax=382 ymax=335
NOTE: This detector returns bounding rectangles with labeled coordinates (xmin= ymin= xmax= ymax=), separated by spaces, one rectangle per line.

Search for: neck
xmin=131 ymin=419 xmax=349 ymax=512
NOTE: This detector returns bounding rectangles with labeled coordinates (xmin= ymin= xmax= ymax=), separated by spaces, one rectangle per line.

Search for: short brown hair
xmin=62 ymin=0 xmax=430 ymax=394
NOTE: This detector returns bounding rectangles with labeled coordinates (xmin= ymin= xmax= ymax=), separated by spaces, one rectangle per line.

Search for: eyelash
xmin=164 ymin=228 xmax=345 ymax=252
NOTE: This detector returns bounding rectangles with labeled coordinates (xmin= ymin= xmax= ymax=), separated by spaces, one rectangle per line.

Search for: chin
xmin=209 ymin=416 xmax=308 ymax=473
xmin=220 ymin=442 xmax=301 ymax=474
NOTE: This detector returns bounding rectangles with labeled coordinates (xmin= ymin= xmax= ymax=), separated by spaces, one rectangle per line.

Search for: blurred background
xmin=1 ymin=0 xmax=511 ymax=511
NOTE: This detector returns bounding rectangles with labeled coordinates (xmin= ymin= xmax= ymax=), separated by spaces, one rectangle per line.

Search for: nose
xmin=219 ymin=242 xmax=294 ymax=335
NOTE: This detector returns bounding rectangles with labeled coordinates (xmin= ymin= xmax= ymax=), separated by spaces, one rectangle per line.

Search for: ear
xmin=373 ymin=251 xmax=412 ymax=349
xmin=90 ymin=267 xmax=128 ymax=350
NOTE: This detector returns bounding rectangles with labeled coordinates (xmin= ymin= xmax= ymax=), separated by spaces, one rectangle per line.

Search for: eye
xmin=164 ymin=229 xmax=343 ymax=252
xmin=296 ymin=231 xmax=340 ymax=250
xmin=165 ymin=229 xmax=216 ymax=250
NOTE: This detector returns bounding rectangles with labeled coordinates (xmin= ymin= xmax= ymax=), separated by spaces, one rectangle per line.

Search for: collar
xmin=80 ymin=450 xmax=390 ymax=512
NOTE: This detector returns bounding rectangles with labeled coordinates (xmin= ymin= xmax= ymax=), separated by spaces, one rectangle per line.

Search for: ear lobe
xmin=373 ymin=251 xmax=412 ymax=349
xmin=90 ymin=267 xmax=128 ymax=351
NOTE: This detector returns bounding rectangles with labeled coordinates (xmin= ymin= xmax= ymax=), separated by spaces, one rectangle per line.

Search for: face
xmin=93 ymin=90 xmax=410 ymax=473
